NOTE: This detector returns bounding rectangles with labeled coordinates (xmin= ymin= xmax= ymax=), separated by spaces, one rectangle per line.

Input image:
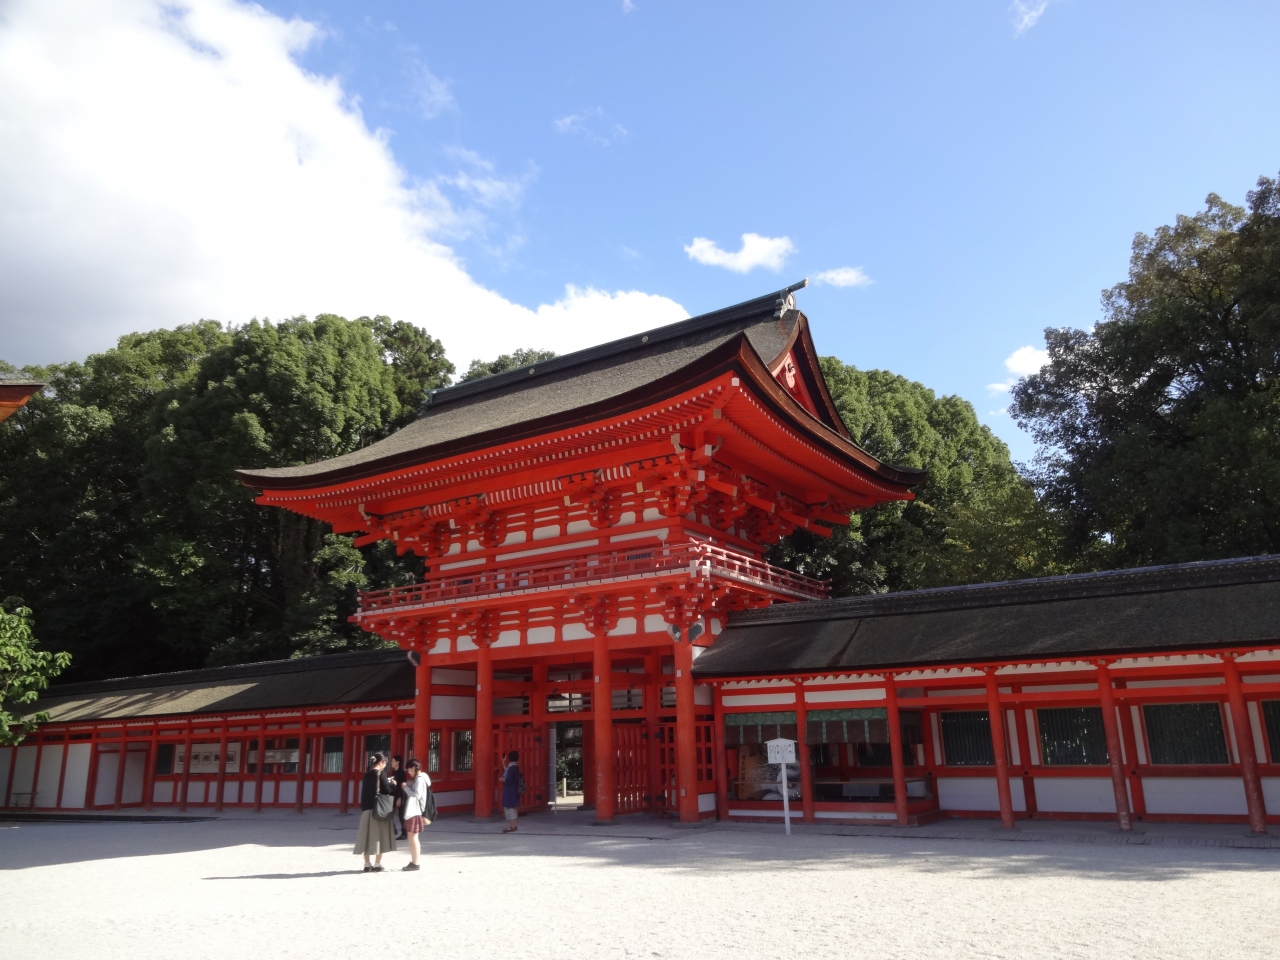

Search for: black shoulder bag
xmin=373 ymin=775 xmax=395 ymax=821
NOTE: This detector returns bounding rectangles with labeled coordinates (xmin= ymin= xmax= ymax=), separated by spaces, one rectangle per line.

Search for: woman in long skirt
xmin=353 ymin=753 xmax=396 ymax=872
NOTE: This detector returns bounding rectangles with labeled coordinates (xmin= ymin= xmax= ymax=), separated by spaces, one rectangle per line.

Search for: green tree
xmin=0 ymin=314 xmax=451 ymax=680
xmin=1010 ymin=173 xmax=1280 ymax=567
xmin=770 ymin=358 xmax=1064 ymax=594
xmin=461 ymin=347 xmax=556 ymax=382
xmin=0 ymin=605 xmax=71 ymax=746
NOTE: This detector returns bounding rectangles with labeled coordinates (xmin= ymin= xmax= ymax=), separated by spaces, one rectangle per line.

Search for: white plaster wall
xmin=432 ymin=695 xmax=476 ymax=720
xmin=1142 ymin=777 xmax=1248 ymax=815
xmin=722 ymin=692 xmax=795 ymax=707
xmin=1033 ymin=777 xmax=1117 ymax=814
xmin=433 ymin=668 xmax=476 ymax=686
xmin=277 ymin=781 xmax=297 ymax=804
xmin=698 ymin=792 xmax=717 ymax=812
xmin=122 ymin=749 xmax=146 ymax=805
xmin=93 ymin=750 xmax=120 ymax=806
xmin=804 ymin=687 xmax=884 ymax=704
xmin=154 ymin=781 xmax=174 ymax=803
xmin=695 ymin=684 xmax=712 ymax=706
xmin=34 ymin=744 xmax=63 ymax=806
xmin=435 ymin=789 xmax=474 ymax=808
xmin=59 ymin=743 xmax=91 ymax=808
xmin=936 ymin=777 xmax=1027 ymax=812
xmin=187 ymin=782 xmax=206 ymax=804
xmin=316 ymin=781 xmax=339 ymax=804
xmin=561 ymin=623 xmax=592 ymax=641
xmin=1261 ymin=778 xmax=1280 ymax=811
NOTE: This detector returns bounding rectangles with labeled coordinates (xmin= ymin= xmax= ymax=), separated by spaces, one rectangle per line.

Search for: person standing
xmin=388 ymin=755 xmax=408 ymax=839
xmin=399 ymin=758 xmax=431 ymax=872
xmin=353 ymin=753 xmax=396 ymax=872
xmin=501 ymin=751 xmax=521 ymax=833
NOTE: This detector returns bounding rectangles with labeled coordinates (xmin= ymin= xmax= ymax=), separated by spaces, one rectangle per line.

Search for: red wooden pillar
xmin=1095 ymin=661 xmax=1133 ymax=831
xmin=143 ymin=726 xmax=159 ymax=812
xmin=644 ymin=651 xmax=663 ymax=813
xmin=885 ymin=675 xmax=910 ymax=827
xmin=673 ymin=639 xmax=699 ymax=823
xmin=984 ymin=669 xmax=1015 ymax=829
xmin=1115 ymin=689 xmax=1147 ymax=818
xmin=414 ymin=653 xmax=431 ymax=766
xmin=294 ymin=713 xmax=307 ymax=813
xmin=339 ymin=708 xmax=352 ymax=815
xmin=1223 ymin=654 xmax=1268 ymax=834
xmin=592 ymin=631 xmax=616 ymax=823
xmin=54 ymin=732 xmax=71 ymax=808
xmin=215 ymin=728 xmax=230 ymax=813
xmin=794 ymin=680 xmax=816 ymax=823
xmin=27 ymin=736 xmax=45 ymax=809
xmin=473 ymin=640 xmax=495 ymax=819
xmin=177 ymin=727 xmax=193 ymax=812
xmin=111 ymin=736 xmax=127 ymax=810
xmin=85 ymin=728 xmax=102 ymax=811
xmin=711 ymin=683 xmax=729 ymax=820
xmin=254 ymin=717 xmax=267 ymax=812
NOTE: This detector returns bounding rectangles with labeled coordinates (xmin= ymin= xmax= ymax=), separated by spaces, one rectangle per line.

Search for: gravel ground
xmin=2 ymin=810 xmax=1278 ymax=960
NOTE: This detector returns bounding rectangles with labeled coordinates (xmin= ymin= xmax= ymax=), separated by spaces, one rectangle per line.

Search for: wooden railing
xmin=356 ymin=542 xmax=827 ymax=614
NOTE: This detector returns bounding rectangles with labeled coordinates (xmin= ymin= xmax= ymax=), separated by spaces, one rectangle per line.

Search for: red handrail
xmin=356 ymin=542 xmax=827 ymax=614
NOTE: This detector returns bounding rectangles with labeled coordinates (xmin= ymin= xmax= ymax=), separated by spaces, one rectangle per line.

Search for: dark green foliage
xmin=461 ymin=347 xmax=556 ymax=382
xmin=0 ymin=605 xmax=71 ymax=746
xmin=0 ymin=316 xmax=451 ymax=681
xmin=1011 ymin=174 xmax=1280 ymax=567
xmin=769 ymin=358 xmax=1065 ymax=595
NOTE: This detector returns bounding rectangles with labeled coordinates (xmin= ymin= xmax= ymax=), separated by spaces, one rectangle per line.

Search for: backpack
xmin=422 ymin=783 xmax=438 ymax=823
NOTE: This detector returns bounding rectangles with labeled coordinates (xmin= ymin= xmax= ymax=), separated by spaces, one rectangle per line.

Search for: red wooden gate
xmin=612 ymin=723 xmax=648 ymax=814
xmin=655 ymin=720 xmax=716 ymax=814
xmin=491 ymin=724 xmax=548 ymax=813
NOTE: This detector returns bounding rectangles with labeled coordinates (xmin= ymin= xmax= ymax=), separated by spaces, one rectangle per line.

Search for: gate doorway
xmin=554 ymin=722 xmax=584 ymax=806
xmin=491 ymin=724 xmax=548 ymax=814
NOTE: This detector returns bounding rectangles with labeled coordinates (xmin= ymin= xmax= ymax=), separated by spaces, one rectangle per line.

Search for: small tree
xmin=0 ymin=605 xmax=71 ymax=746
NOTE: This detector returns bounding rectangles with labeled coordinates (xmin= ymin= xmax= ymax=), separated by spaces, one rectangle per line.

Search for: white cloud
xmin=813 ymin=267 xmax=873 ymax=288
xmin=553 ymin=107 xmax=627 ymax=147
xmin=1010 ymin=0 xmax=1053 ymax=36
xmin=409 ymin=60 xmax=456 ymax=119
xmin=0 ymin=0 xmax=684 ymax=369
xmin=622 ymin=0 xmax=635 ymax=12
xmin=684 ymin=233 xmax=795 ymax=274
xmin=987 ymin=345 xmax=1050 ymax=394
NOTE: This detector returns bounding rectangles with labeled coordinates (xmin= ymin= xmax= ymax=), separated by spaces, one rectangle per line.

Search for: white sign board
xmin=766 ymin=738 xmax=796 ymax=764
xmin=765 ymin=738 xmax=797 ymax=835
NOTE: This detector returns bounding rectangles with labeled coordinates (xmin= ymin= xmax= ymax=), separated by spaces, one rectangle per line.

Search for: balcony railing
xmin=356 ymin=541 xmax=827 ymax=617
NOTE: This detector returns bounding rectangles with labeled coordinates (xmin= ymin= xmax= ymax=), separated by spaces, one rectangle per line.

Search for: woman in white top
xmin=399 ymin=758 xmax=431 ymax=872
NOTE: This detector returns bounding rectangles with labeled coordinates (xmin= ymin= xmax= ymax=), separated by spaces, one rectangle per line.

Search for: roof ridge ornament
xmin=773 ymin=278 xmax=808 ymax=319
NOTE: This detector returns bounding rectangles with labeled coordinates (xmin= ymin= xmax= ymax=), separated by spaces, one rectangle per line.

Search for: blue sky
xmin=2 ymin=1 xmax=1278 ymax=462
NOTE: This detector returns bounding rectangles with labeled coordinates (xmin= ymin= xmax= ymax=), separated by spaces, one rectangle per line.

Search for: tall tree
xmin=1011 ymin=174 xmax=1280 ymax=567
xmin=461 ymin=348 xmax=556 ymax=382
xmin=0 ymin=315 xmax=452 ymax=680
xmin=0 ymin=605 xmax=71 ymax=746
xmin=770 ymin=358 xmax=1064 ymax=595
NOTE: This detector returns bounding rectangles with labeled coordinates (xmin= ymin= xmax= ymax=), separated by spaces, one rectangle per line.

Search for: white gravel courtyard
xmin=2 ymin=809 xmax=1279 ymax=960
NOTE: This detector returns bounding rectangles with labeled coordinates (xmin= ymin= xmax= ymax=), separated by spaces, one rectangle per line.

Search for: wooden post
xmin=54 ymin=732 xmax=71 ymax=809
xmin=1223 ymin=655 xmax=1268 ymax=834
xmin=1095 ymin=661 xmax=1133 ymax=831
xmin=143 ymin=726 xmax=159 ymax=812
xmin=885 ymin=675 xmax=910 ymax=827
xmin=254 ymin=717 xmax=267 ymax=813
xmin=215 ymin=728 xmax=229 ymax=813
xmin=84 ymin=728 xmax=102 ymax=811
xmin=592 ymin=630 xmax=616 ymax=823
xmin=27 ymin=736 xmax=44 ymax=809
xmin=474 ymin=640 xmax=494 ymax=819
xmin=674 ymin=638 xmax=699 ymax=823
xmin=984 ymin=669 xmax=1015 ymax=829
xmin=414 ymin=653 xmax=431 ymax=767
xmin=294 ymin=713 xmax=307 ymax=813
xmin=712 ymin=683 xmax=729 ymax=820
xmin=644 ymin=651 xmax=663 ymax=813
xmin=1115 ymin=685 xmax=1147 ymax=818
xmin=339 ymin=708 xmax=351 ymax=815
xmin=794 ymin=680 xmax=816 ymax=823
xmin=178 ymin=727 xmax=193 ymax=812
xmin=111 ymin=736 xmax=127 ymax=810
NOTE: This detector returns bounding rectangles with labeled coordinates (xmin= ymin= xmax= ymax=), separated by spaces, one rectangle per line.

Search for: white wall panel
xmin=35 ymin=744 xmax=63 ymax=807
xmin=1142 ymin=777 xmax=1247 ymax=815
xmin=1033 ymin=777 xmax=1116 ymax=813
xmin=59 ymin=743 xmax=91 ymax=808
xmin=93 ymin=751 xmax=120 ymax=806
xmin=937 ymin=776 xmax=1026 ymax=812
xmin=432 ymin=695 xmax=476 ymax=720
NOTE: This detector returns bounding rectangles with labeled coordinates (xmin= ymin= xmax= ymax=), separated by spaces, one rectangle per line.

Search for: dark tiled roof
xmin=30 ymin=649 xmax=412 ymax=723
xmin=694 ymin=555 xmax=1280 ymax=677
xmin=237 ymin=286 xmax=923 ymax=491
